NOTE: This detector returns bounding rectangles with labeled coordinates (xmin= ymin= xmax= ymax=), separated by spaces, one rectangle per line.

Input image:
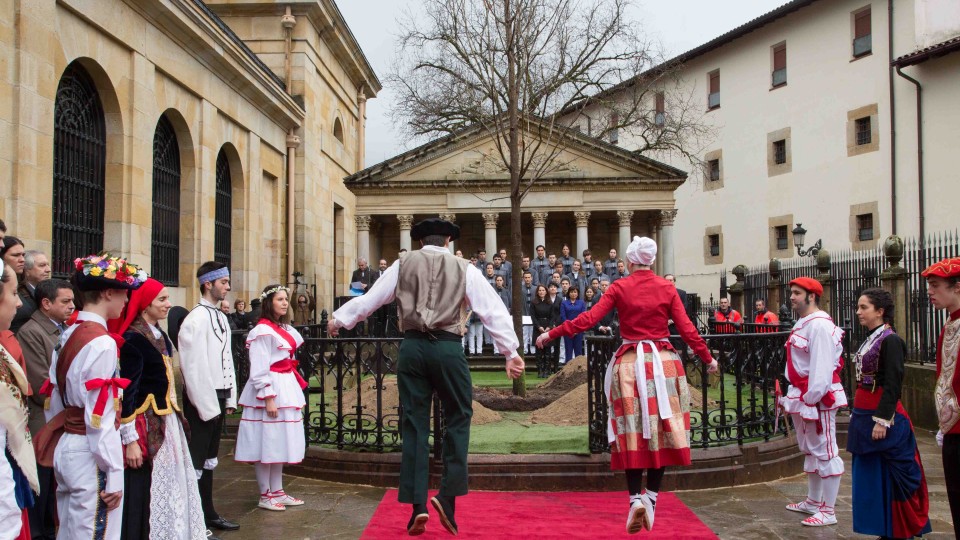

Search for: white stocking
xmin=270 ymin=464 xmax=284 ymax=493
xmin=806 ymin=473 xmax=823 ymax=504
xmin=820 ymin=475 xmax=841 ymax=512
xmin=255 ymin=463 xmax=271 ymax=495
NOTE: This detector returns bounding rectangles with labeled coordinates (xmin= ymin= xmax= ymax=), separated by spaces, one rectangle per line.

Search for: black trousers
xmin=120 ymin=463 xmax=152 ymax=540
xmin=943 ymin=433 xmax=960 ymax=538
xmin=27 ymin=465 xmax=56 ymax=540
xmin=183 ymin=393 xmax=227 ymax=520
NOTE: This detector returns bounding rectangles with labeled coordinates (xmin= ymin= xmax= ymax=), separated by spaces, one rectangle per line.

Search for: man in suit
xmin=18 ymin=278 xmax=74 ymax=540
xmin=12 ymin=249 xmax=51 ymax=332
xmin=350 ymin=257 xmax=372 ymax=295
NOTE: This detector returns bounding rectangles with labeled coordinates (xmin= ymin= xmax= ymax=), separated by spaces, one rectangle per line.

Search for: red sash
xmin=258 ymin=319 xmax=307 ymax=390
xmin=785 ymin=328 xmax=844 ymax=409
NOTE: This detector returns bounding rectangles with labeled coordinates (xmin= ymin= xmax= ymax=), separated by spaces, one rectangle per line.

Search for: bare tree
xmin=390 ymin=0 xmax=712 ymax=395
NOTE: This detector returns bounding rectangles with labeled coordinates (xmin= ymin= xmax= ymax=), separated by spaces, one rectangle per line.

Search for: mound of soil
xmin=530 ymin=383 xmax=589 ymax=425
xmin=339 ymin=376 xmax=500 ymax=425
xmin=537 ymin=355 xmax=588 ymax=393
xmin=472 ymin=386 xmax=566 ymax=411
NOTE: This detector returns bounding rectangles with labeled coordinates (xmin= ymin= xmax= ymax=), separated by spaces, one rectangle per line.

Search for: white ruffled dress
xmin=235 ymin=323 xmax=306 ymax=464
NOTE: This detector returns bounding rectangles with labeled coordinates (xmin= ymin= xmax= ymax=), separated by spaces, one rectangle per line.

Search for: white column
xmin=647 ymin=214 xmax=662 ymax=274
xmin=482 ymin=212 xmax=499 ymax=256
xmin=398 ymin=214 xmax=414 ymax=252
xmin=617 ymin=210 xmax=633 ymax=259
xmin=531 ymin=212 xmax=548 ymax=254
xmin=574 ymin=211 xmax=591 ymax=261
xmin=355 ymin=215 xmax=371 ymax=261
xmin=660 ymin=209 xmax=677 ymax=276
xmin=440 ymin=213 xmax=457 ymax=254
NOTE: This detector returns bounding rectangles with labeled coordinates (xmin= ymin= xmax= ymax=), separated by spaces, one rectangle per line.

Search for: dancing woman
xmin=537 ymin=236 xmax=718 ymax=534
xmin=111 ymin=277 xmax=207 ymax=539
xmin=235 ymin=284 xmax=306 ymax=511
xmin=846 ymin=287 xmax=930 ymax=538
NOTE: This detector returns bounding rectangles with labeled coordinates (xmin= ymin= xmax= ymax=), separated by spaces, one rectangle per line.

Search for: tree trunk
xmin=505 ymin=0 xmax=526 ymax=397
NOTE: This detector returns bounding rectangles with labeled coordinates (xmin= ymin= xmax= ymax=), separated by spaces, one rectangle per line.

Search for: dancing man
xmin=178 ymin=261 xmax=240 ymax=532
xmin=329 ymin=218 xmax=523 ymax=536
xmin=781 ymin=277 xmax=847 ymax=527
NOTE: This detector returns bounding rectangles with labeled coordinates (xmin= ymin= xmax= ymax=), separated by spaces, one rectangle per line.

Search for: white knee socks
xmin=270 ymin=464 xmax=284 ymax=494
xmin=255 ymin=463 xmax=271 ymax=495
xmin=806 ymin=473 xmax=823 ymax=504
xmin=820 ymin=475 xmax=841 ymax=514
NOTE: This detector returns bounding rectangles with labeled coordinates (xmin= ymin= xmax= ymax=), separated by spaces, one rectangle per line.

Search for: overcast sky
xmin=337 ymin=0 xmax=784 ymax=168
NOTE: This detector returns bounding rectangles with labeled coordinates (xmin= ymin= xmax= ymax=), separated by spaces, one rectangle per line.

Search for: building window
xmin=654 ymin=91 xmax=666 ymax=126
xmin=214 ymin=149 xmax=232 ymax=267
xmin=772 ymin=43 xmax=787 ymax=87
xmin=707 ymin=70 xmax=720 ymax=109
xmin=856 ymin=213 xmax=874 ymax=241
xmin=855 ymin=117 xmax=871 ymax=145
xmin=52 ymin=62 xmax=106 ymax=278
xmin=853 ymin=8 xmax=872 ymax=57
xmin=708 ymin=234 xmax=720 ymax=257
xmin=708 ymin=159 xmax=720 ymax=182
xmin=151 ymin=116 xmax=181 ymax=286
xmin=773 ymin=140 xmax=786 ymax=165
xmin=775 ymin=225 xmax=788 ymax=250
xmin=608 ymin=112 xmax=619 ymax=144
xmin=333 ymin=117 xmax=344 ymax=143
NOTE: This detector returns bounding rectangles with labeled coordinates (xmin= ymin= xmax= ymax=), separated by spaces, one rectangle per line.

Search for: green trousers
xmin=397 ymin=337 xmax=473 ymax=504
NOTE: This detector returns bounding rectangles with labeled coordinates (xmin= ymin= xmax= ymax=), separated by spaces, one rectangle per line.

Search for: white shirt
xmin=781 ymin=310 xmax=847 ymax=419
xmin=333 ymin=245 xmax=520 ymax=360
xmin=178 ymin=298 xmax=237 ymax=421
xmin=46 ymin=311 xmax=124 ymax=492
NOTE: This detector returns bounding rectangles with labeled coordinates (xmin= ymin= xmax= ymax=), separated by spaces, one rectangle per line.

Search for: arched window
xmin=52 ymin=62 xmax=106 ymax=277
xmin=333 ymin=117 xmax=344 ymax=143
xmin=214 ymin=149 xmax=232 ymax=267
xmin=151 ymin=115 xmax=180 ymax=285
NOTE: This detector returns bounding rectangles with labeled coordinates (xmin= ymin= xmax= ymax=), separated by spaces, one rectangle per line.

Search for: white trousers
xmin=791 ymin=410 xmax=844 ymax=478
xmin=54 ymin=434 xmax=122 ymax=540
xmin=522 ymin=325 xmax=533 ymax=353
xmin=0 ymin=428 xmax=22 ymax=540
xmin=467 ymin=322 xmax=484 ymax=354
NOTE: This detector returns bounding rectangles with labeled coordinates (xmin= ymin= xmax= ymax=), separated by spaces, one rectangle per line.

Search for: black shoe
xmin=407 ymin=504 xmax=429 ymax=536
xmin=430 ymin=495 xmax=458 ymax=536
xmin=206 ymin=517 xmax=240 ymax=531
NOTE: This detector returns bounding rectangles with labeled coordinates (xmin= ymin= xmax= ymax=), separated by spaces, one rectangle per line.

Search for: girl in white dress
xmin=235 ymin=285 xmax=307 ymax=511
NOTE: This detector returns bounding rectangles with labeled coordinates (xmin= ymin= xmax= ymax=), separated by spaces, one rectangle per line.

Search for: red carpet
xmin=361 ymin=490 xmax=718 ymax=539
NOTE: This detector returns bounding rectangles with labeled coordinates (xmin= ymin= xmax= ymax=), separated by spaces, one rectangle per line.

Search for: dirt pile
xmin=338 ymin=376 xmax=500 ymax=425
xmin=529 ymin=383 xmax=588 ymax=425
xmin=537 ymin=355 xmax=588 ymax=393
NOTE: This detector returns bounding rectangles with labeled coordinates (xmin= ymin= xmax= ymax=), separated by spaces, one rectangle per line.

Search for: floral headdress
xmin=259 ymin=285 xmax=290 ymax=301
xmin=72 ymin=253 xmax=148 ymax=291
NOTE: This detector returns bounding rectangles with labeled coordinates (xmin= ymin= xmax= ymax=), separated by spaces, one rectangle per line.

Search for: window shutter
xmin=773 ymin=45 xmax=786 ymax=70
xmin=709 ymin=72 xmax=720 ymax=93
xmin=855 ymin=10 xmax=871 ymax=38
xmin=655 ymin=92 xmax=665 ymax=113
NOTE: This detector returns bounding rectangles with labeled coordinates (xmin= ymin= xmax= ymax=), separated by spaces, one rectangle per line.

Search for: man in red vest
xmin=780 ymin=277 xmax=847 ymax=527
xmin=713 ymin=297 xmax=742 ymax=333
xmin=753 ymin=299 xmax=779 ymax=332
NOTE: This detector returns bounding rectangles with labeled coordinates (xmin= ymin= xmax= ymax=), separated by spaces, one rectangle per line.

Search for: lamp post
xmin=792 ymin=223 xmax=822 ymax=257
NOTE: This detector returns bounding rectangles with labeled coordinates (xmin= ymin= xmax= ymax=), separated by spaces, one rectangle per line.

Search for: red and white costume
xmin=781 ymin=310 xmax=847 ymax=478
xmin=235 ymin=321 xmax=306 ymax=464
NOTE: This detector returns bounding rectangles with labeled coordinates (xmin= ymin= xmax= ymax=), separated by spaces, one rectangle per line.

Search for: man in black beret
xmin=329 ymin=217 xmax=523 ymax=536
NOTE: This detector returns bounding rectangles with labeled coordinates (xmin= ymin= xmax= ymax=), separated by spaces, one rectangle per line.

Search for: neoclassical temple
xmin=345 ymin=123 xmax=686 ymax=275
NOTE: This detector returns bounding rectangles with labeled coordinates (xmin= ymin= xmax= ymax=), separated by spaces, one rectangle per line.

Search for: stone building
xmin=0 ymin=0 xmax=379 ymax=308
xmin=344 ymin=120 xmax=687 ymax=276
xmin=561 ymin=0 xmax=960 ymax=297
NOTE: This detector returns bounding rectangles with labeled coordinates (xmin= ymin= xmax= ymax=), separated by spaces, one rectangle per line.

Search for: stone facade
xmin=0 ymin=0 xmax=379 ymax=309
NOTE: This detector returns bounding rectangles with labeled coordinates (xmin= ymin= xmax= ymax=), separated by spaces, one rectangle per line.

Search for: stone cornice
xmin=346 ymin=176 xmax=684 ymax=195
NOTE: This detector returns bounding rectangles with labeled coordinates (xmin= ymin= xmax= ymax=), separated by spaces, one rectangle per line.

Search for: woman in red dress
xmin=537 ymin=236 xmax=717 ymax=535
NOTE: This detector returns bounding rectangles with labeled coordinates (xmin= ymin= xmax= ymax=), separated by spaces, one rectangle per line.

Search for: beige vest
xmin=395 ymin=250 xmax=470 ymax=335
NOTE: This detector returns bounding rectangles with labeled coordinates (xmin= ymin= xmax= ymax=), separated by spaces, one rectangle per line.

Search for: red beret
xmin=789 ymin=277 xmax=823 ymax=296
xmin=921 ymin=257 xmax=960 ymax=279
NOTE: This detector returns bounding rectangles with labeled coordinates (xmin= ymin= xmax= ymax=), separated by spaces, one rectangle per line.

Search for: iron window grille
xmin=151 ymin=116 xmax=181 ymax=285
xmin=708 ymin=159 xmax=720 ymax=182
xmin=215 ymin=149 xmax=232 ymax=267
xmin=709 ymin=234 xmax=720 ymax=257
xmin=773 ymin=140 xmax=787 ymax=165
xmin=856 ymin=117 xmax=871 ymax=145
xmin=52 ymin=63 xmax=106 ymax=278
xmin=857 ymin=214 xmax=874 ymax=242
xmin=775 ymin=225 xmax=788 ymax=250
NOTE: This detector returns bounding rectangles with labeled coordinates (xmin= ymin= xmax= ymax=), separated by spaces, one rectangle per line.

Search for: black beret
xmin=410 ymin=218 xmax=460 ymax=241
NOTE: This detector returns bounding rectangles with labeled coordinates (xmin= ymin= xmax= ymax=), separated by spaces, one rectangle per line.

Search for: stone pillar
xmin=355 ymin=215 xmax=371 ymax=262
xmin=880 ymin=236 xmax=908 ymax=333
xmin=816 ymin=249 xmax=833 ymax=316
xmin=482 ymin=212 xmax=499 ymax=256
xmin=647 ymin=213 xmax=661 ymax=274
xmin=531 ymin=212 xmax=548 ymax=254
xmin=659 ymin=209 xmax=677 ymax=277
xmin=729 ymin=264 xmax=746 ymax=315
xmin=574 ymin=211 xmax=591 ymax=260
xmin=617 ymin=211 xmax=633 ymax=260
xmin=440 ymin=213 xmax=457 ymax=254
xmin=397 ymin=214 xmax=414 ymax=252
xmin=767 ymin=258 xmax=783 ymax=315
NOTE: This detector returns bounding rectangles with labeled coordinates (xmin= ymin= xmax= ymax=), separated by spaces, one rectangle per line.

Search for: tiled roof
xmin=893 ymin=35 xmax=960 ymax=67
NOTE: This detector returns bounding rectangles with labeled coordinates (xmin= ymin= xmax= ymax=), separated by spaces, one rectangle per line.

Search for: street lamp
xmin=792 ymin=223 xmax=822 ymax=257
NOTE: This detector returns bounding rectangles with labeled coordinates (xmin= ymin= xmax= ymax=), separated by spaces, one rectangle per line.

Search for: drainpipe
xmin=894 ymin=65 xmax=924 ymax=246
xmin=887 ymin=0 xmax=897 ymax=234
xmin=286 ymin=131 xmax=301 ymax=284
xmin=281 ymin=6 xmax=296 ymax=93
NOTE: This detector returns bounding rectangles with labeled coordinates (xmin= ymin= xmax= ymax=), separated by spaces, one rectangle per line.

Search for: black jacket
xmin=119 ymin=325 xmax=176 ymax=422
xmin=531 ymin=299 xmax=558 ymax=332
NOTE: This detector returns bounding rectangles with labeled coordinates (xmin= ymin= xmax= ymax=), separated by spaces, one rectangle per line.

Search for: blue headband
xmin=198 ymin=267 xmax=230 ymax=285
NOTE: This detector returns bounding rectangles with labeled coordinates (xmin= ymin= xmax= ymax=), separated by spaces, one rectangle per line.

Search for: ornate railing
xmin=585 ymin=331 xmax=852 ymax=453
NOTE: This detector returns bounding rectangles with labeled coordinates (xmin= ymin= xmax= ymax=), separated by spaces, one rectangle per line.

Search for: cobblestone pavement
xmin=214 ymin=429 xmax=954 ymax=539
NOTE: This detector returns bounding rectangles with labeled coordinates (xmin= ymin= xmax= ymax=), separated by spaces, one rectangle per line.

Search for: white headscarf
xmin=625 ymin=236 xmax=657 ymax=266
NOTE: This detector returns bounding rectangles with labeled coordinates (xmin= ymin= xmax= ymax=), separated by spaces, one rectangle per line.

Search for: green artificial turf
xmin=468 ymin=412 xmax=589 ymax=454
xmin=469 ymin=370 xmax=548 ymax=390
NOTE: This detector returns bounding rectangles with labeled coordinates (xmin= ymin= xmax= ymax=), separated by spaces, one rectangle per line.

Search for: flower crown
xmin=259 ymin=285 xmax=290 ymax=301
xmin=74 ymin=253 xmax=148 ymax=287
